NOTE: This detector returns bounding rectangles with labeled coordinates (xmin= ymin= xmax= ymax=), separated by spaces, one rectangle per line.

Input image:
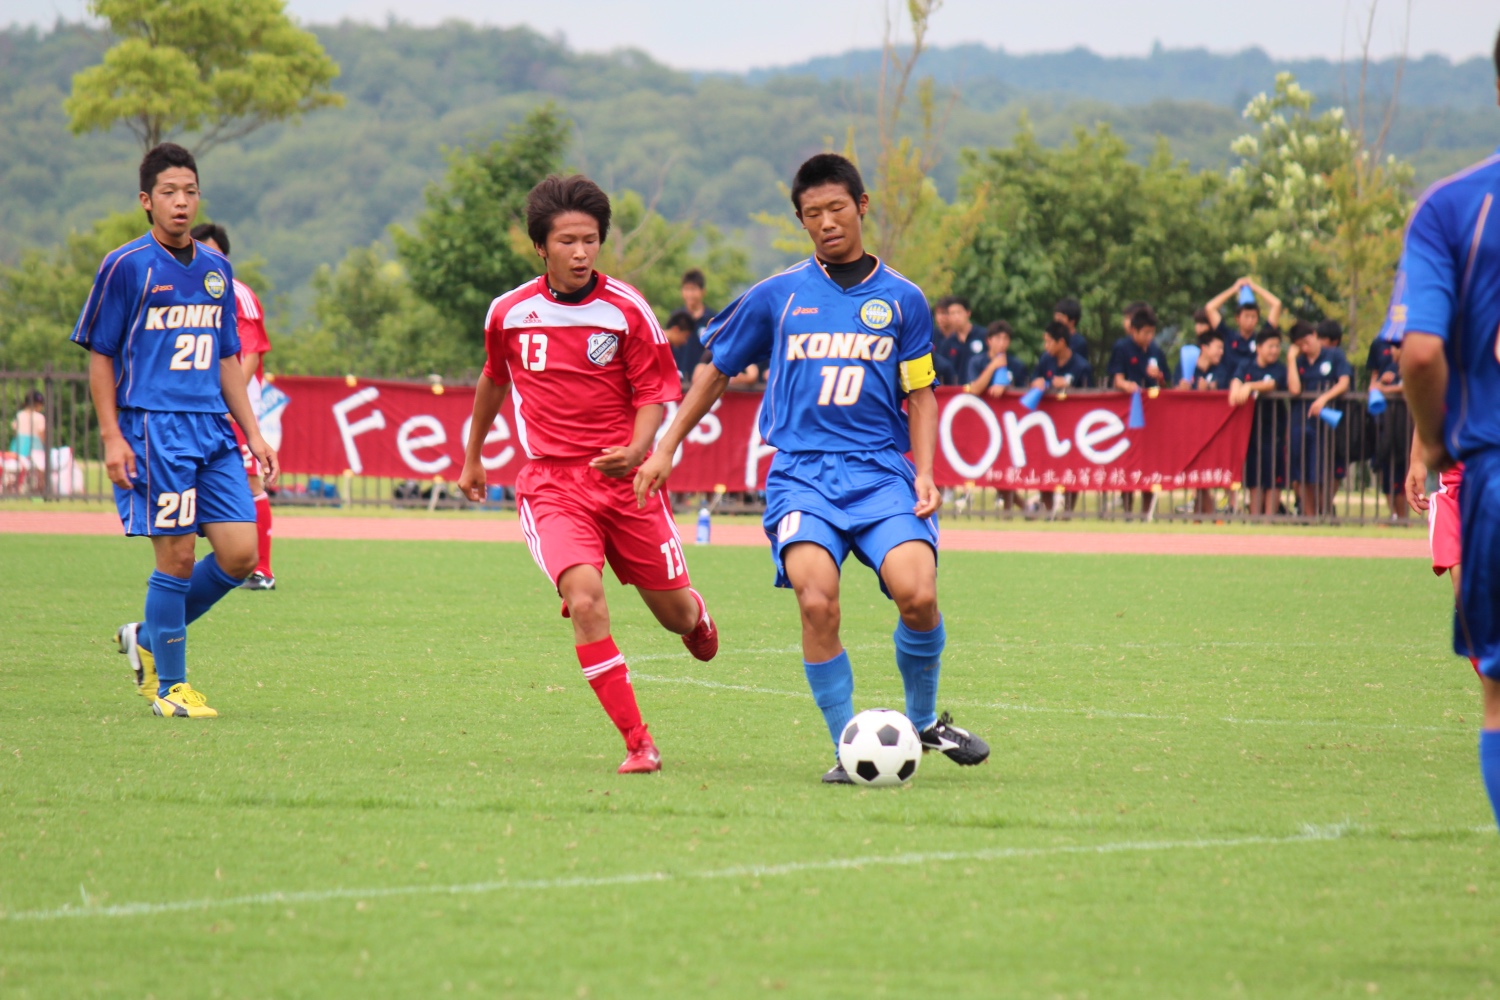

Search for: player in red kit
xmin=458 ymin=174 xmax=718 ymax=774
xmin=193 ymin=224 xmax=277 ymax=590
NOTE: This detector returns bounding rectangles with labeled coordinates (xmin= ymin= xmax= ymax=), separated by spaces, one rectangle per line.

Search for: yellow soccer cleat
xmin=115 ymin=622 xmax=157 ymax=699
xmin=151 ymin=683 xmax=218 ymax=719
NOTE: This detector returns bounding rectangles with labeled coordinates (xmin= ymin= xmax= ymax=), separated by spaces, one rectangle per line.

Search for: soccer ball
xmin=838 ymin=709 xmax=922 ymax=786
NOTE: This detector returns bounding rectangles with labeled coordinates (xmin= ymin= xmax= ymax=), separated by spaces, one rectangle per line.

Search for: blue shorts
xmin=1288 ymin=421 xmax=1322 ymax=484
xmin=762 ymin=450 xmax=938 ymax=598
xmin=1456 ymin=449 xmax=1500 ymax=679
xmin=114 ymin=409 xmax=256 ymax=537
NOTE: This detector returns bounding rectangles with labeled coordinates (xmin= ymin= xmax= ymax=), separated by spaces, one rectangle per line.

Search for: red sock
xmin=253 ymin=493 xmax=273 ymax=576
xmin=576 ymin=636 xmax=647 ymax=747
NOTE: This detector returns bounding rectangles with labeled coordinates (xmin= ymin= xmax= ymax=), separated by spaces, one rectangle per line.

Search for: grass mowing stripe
xmin=4 ymin=824 xmax=1374 ymax=924
xmin=634 ymin=673 xmax=1467 ymax=733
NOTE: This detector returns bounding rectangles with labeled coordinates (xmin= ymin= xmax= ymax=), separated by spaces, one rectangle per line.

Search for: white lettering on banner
xmin=744 ymin=399 xmax=777 ymax=488
xmin=332 ymin=387 xmax=386 ymax=474
xmin=1003 ymin=411 xmax=1072 ymax=468
xmin=1074 ymin=409 xmax=1130 ymax=464
xmin=938 ymin=394 xmax=1003 ymax=480
xmin=460 ymin=415 xmax=515 ymax=471
xmin=656 ymin=399 xmax=724 ymax=468
xmin=396 ymin=415 xmax=451 ymax=474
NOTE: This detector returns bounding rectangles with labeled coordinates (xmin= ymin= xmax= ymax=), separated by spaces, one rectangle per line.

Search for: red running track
xmin=0 ymin=510 xmax=1429 ymax=559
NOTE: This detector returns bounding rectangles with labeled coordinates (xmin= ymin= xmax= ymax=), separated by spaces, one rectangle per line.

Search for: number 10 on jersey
xmin=817 ymin=364 xmax=865 ymax=406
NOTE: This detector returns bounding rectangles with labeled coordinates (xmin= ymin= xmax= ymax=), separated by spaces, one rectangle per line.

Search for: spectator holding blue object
xmin=963 ymin=320 xmax=1028 ymax=394
xmin=1287 ymin=320 xmax=1353 ymax=516
xmin=1030 ymin=321 xmax=1092 ymax=391
xmin=1108 ymin=306 xmax=1170 ymax=393
xmin=1177 ymin=329 xmax=1233 ymax=389
xmin=1229 ymin=327 xmax=1290 ymax=517
xmin=1205 ymin=277 xmax=1282 ymax=370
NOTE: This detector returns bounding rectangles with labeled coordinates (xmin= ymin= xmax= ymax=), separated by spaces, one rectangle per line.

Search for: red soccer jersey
xmin=234 ymin=279 xmax=270 ymax=379
xmin=482 ymin=273 xmax=681 ymax=461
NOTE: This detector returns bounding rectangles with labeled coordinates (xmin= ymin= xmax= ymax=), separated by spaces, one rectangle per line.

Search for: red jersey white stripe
xmin=482 ymin=273 xmax=681 ymax=461
xmin=233 ymin=278 xmax=270 ymax=380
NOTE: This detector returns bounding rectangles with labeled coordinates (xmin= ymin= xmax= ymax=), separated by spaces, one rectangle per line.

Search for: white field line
xmin=632 ymin=673 xmax=1465 ymax=734
xmin=5 ymin=824 xmax=1363 ymax=924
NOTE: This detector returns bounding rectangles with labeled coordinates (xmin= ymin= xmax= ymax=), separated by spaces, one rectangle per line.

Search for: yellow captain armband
xmin=898 ymin=353 xmax=937 ymax=393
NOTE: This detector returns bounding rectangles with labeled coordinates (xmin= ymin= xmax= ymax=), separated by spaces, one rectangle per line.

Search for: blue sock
xmin=1481 ymin=730 xmax=1500 ymax=832
xmin=803 ymin=650 xmax=856 ymax=753
xmin=894 ymin=616 xmax=945 ymax=732
xmin=143 ymin=571 xmax=190 ymax=695
xmin=185 ymin=555 xmax=246 ymax=626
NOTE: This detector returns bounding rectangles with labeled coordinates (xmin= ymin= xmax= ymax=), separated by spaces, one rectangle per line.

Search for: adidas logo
xmin=522 ymin=311 xmax=541 ymax=324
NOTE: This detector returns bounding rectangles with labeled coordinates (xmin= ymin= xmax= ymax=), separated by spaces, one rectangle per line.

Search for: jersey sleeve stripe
xmin=74 ymin=244 xmax=148 ymax=348
xmin=1459 ymin=194 xmax=1494 ymax=307
xmin=605 ymin=279 xmax=667 ymax=343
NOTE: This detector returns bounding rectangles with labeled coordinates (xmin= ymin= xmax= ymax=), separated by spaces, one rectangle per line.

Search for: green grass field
xmin=2 ymin=534 xmax=1494 ymax=998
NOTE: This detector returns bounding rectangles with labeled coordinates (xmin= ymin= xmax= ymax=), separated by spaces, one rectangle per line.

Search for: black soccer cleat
xmin=821 ymin=761 xmax=856 ymax=784
xmin=239 ymin=571 xmax=276 ymax=591
xmin=919 ymin=711 xmax=990 ymax=766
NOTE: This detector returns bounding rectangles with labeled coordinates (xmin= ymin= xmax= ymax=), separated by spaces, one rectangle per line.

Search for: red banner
xmin=269 ymin=377 xmax=1252 ymax=492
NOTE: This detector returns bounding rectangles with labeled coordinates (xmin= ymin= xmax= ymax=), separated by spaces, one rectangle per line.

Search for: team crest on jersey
xmin=587 ymin=332 xmax=620 ymax=366
xmin=859 ymin=298 xmax=893 ymax=331
xmin=203 ymin=271 xmax=226 ymax=299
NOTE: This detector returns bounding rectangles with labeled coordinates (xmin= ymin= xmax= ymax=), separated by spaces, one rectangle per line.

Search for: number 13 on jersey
xmin=817 ymin=364 xmax=865 ymax=406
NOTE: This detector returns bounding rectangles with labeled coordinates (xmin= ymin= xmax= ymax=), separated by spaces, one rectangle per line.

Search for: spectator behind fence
xmin=1177 ymin=328 xmax=1233 ymax=389
xmin=8 ymin=390 xmax=44 ymax=460
xmin=963 ymin=320 xmax=1029 ymax=392
xmin=931 ymin=298 xmax=964 ymax=384
xmin=933 ymin=295 xmax=986 ymax=382
xmin=1109 ymin=306 xmax=1170 ymax=393
xmin=1031 ymin=321 xmax=1093 ymax=390
xmin=1230 ymin=328 xmax=1289 ymax=517
xmin=1204 ymin=277 xmax=1282 ymax=371
xmin=1316 ymin=320 xmax=1353 ymax=492
xmin=664 ymin=310 xmax=697 ymax=386
xmin=671 ymin=269 xmax=711 ymax=379
xmin=1367 ymin=335 xmax=1409 ymax=519
xmin=1052 ymin=296 xmax=1090 ymax=357
xmin=1286 ymin=320 xmax=1353 ymax=516
xmin=1119 ymin=300 xmax=1148 ymax=341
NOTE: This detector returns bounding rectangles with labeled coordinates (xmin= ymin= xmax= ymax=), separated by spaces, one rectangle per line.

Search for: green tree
xmin=593 ymin=190 xmax=751 ymax=317
xmin=275 ymin=244 xmax=470 ymax=379
xmin=951 ymin=122 xmax=1234 ymax=360
xmin=65 ymin=0 xmax=342 ymax=154
xmin=394 ymin=106 xmax=569 ymax=344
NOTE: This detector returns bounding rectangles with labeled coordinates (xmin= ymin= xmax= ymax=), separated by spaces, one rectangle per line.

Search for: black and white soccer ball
xmin=838 ymin=709 xmax=922 ymax=786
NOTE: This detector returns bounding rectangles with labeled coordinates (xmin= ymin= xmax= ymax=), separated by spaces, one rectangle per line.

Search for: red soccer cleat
xmin=618 ymin=735 xmax=661 ymax=774
xmin=681 ymin=592 xmax=718 ymax=662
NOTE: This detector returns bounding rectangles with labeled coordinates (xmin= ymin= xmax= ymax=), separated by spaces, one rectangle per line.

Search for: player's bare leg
xmin=783 ymin=542 xmax=855 ymax=783
xmin=559 ymin=564 xmax=658 ymax=774
xmin=880 ymin=541 xmax=989 ymax=766
xmin=242 ymin=471 xmax=275 ymax=590
xmin=637 ymin=586 xmax=717 ymax=661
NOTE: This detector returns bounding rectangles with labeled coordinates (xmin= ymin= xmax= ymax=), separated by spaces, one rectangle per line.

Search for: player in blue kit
xmin=635 ymin=153 xmax=989 ymax=782
xmin=73 ymin=143 xmax=278 ymax=719
xmin=1400 ymin=26 xmax=1500 ymax=830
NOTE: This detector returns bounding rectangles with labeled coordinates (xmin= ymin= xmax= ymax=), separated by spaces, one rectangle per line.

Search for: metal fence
xmin=1 ymin=371 xmax=1420 ymax=526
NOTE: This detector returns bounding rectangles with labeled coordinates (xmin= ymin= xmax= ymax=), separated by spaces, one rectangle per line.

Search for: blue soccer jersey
xmin=703 ymin=257 xmax=936 ymax=454
xmin=70 ymin=234 xmax=240 ymax=413
xmin=1404 ymin=150 xmax=1500 ymax=459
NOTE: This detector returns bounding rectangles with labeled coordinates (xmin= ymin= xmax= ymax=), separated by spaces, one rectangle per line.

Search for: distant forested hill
xmin=1 ymin=21 xmax=1495 ymax=315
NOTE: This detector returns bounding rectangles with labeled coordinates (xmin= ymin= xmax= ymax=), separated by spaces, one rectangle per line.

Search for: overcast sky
xmin=5 ymin=0 xmax=1493 ymax=70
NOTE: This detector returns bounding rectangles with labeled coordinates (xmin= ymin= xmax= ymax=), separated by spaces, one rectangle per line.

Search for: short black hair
xmin=1192 ymin=307 xmax=1211 ymax=326
xmin=1197 ymin=328 xmax=1224 ymax=346
xmin=1255 ymin=326 xmax=1282 ymax=346
xmin=190 ymin=223 xmax=229 ymax=255
xmin=1317 ymin=319 xmax=1343 ymax=344
xmin=664 ymin=308 xmax=695 ymax=333
xmin=1289 ymin=319 xmax=1318 ymax=342
xmin=681 ymin=269 xmax=705 ymax=289
xmin=1236 ymin=299 xmax=1261 ymax=315
xmin=1122 ymin=300 xmax=1148 ymax=317
xmin=1053 ymin=297 xmax=1081 ymax=323
xmin=986 ymin=319 xmax=1013 ymax=338
xmin=935 ymin=295 xmax=970 ymax=313
xmin=140 ymin=142 xmax=197 ymax=195
xmin=790 ymin=153 xmax=865 ymax=213
xmin=1129 ymin=306 xmax=1158 ymax=332
xmin=1043 ymin=320 xmax=1070 ymax=343
xmin=526 ymin=174 xmax=612 ymax=246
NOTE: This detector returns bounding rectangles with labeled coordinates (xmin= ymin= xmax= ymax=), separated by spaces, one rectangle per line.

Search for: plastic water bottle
xmin=695 ymin=503 xmax=711 ymax=545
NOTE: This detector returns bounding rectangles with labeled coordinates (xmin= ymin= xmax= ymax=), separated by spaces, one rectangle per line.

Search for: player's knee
xmin=894 ymin=580 xmax=938 ymax=623
xmin=218 ymin=545 xmax=257 ymax=580
xmin=798 ymin=589 xmax=840 ymax=631
xmin=565 ymin=589 xmax=607 ymax=628
xmin=159 ymin=550 xmax=195 ymax=578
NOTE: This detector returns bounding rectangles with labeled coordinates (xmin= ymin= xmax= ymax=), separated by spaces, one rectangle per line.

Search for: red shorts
xmin=1430 ymin=467 xmax=1462 ymax=576
xmin=232 ymin=422 xmax=262 ymax=476
xmin=516 ymin=460 xmax=690 ymax=592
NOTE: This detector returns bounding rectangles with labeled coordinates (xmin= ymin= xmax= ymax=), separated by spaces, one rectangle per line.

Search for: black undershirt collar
xmin=158 ymin=236 xmax=194 ymax=267
xmin=818 ymin=253 xmax=878 ymax=290
xmin=547 ymin=272 xmax=598 ymax=304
